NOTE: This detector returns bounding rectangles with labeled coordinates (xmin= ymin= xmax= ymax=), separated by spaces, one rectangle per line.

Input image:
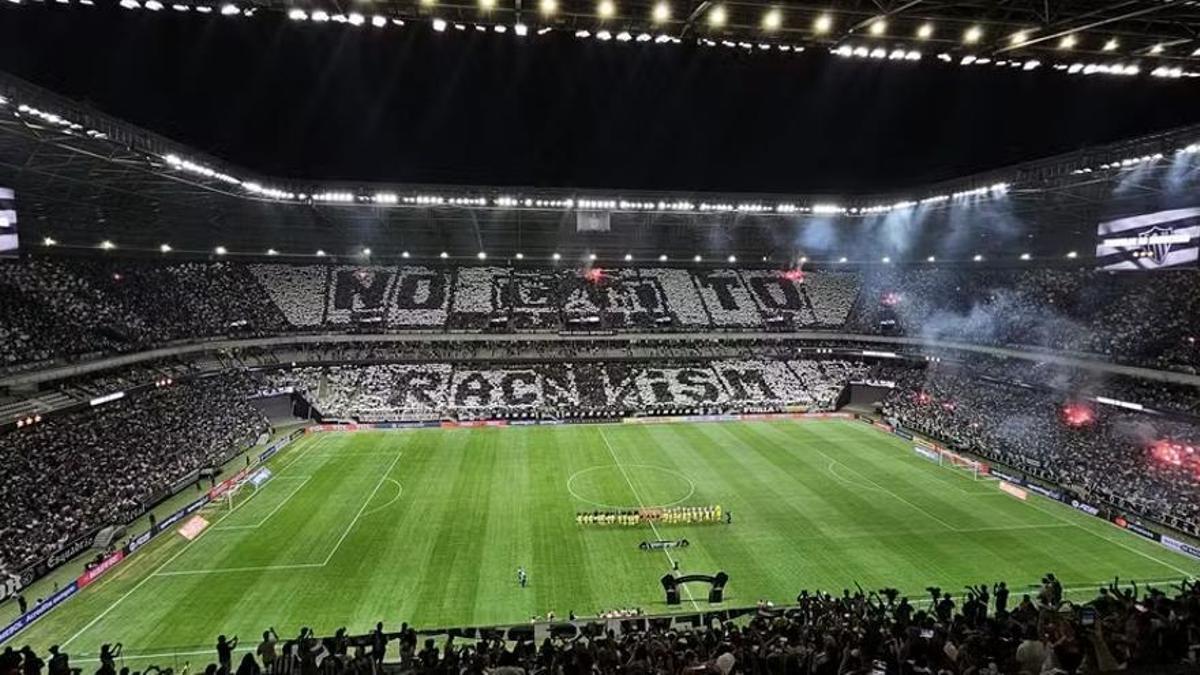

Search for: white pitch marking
xmin=61 ymin=434 xmax=329 ymax=648
xmin=360 ymin=478 xmax=404 ymax=518
xmin=321 ymin=450 xmax=405 ymax=566
xmin=214 ymin=476 xmax=313 ymax=531
xmin=597 ymin=428 xmax=701 ymax=611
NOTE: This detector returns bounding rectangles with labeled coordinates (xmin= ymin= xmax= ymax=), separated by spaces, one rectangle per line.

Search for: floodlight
xmin=651 ymin=1 xmax=669 ymax=23
xmin=762 ymin=8 xmax=781 ymax=31
xmin=707 ymin=4 xmax=725 ymax=27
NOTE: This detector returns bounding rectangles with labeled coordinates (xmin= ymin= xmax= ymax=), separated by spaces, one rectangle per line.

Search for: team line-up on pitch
xmin=576 ymin=505 xmax=728 ymax=526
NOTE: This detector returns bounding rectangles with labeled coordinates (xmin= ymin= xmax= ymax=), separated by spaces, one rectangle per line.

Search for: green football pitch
xmin=16 ymin=419 xmax=1200 ymax=663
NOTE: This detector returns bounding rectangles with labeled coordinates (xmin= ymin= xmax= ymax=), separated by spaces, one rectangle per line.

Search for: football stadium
xmin=2 ymin=1 xmax=1200 ymax=674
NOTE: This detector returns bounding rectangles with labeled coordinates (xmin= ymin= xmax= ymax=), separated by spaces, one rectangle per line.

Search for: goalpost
xmin=912 ymin=444 xmax=994 ymax=481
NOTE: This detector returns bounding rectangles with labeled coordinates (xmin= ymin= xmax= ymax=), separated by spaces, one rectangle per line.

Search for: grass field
xmin=13 ymin=418 xmax=1200 ymax=664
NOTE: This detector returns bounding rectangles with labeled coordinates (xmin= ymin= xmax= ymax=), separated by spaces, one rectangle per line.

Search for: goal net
xmin=913 ymin=444 xmax=994 ymax=481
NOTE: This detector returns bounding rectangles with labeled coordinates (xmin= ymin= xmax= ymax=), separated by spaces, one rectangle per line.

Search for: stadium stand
xmin=881 ymin=367 xmax=1200 ymax=536
xmin=0 ymin=372 xmax=269 ymax=575
xmin=3 ymin=259 xmax=1200 ymax=372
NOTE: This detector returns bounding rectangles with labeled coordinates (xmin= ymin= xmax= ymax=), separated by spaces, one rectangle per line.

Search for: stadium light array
xmin=916 ymin=23 xmax=933 ymax=40
xmin=42 ymin=237 xmax=57 ymax=246
xmin=964 ymin=26 xmax=982 ymax=44
xmin=659 ymin=254 xmax=668 ymax=262
xmin=477 ymin=251 xmax=487 ymax=259
xmin=316 ymin=249 xmax=327 ymax=257
xmin=267 ymin=248 xmax=279 ymax=256
xmin=972 ymin=254 xmax=983 ymax=262
xmin=762 ymin=8 xmax=781 ymax=31
xmin=868 ymin=19 xmax=886 ymax=36
xmin=100 ymin=240 xmax=116 ymax=250
xmin=651 ymin=1 xmax=669 ymax=23
xmin=552 ymin=252 xmax=562 ymax=260
xmin=539 ymin=0 xmax=556 ymax=15
xmin=813 ymin=14 xmax=832 ymax=34
xmin=1019 ymin=253 xmax=1031 ymax=260
xmin=215 ymin=245 xmax=228 ymax=255
xmin=440 ymin=251 xmax=449 ymax=259
xmin=597 ymin=0 xmax=615 ymax=19
xmin=1104 ymin=38 xmax=1119 ymax=51
xmin=1067 ymin=251 xmax=1078 ymax=259
xmin=927 ymin=255 xmax=936 ymax=262
xmin=515 ymin=252 xmax=524 ymax=260
xmin=624 ymin=253 xmax=633 ymax=261
xmin=160 ymin=243 xmax=172 ymax=253
xmin=1060 ymin=34 xmax=1077 ymax=49
xmin=707 ymin=5 xmax=725 ymax=27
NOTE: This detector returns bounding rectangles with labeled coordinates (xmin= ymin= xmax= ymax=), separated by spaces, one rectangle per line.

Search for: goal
xmin=913 ymin=444 xmax=994 ymax=481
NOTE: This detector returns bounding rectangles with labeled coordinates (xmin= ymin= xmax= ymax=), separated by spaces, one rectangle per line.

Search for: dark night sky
xmin=2 ymin=5 xmax=1200 ymax=194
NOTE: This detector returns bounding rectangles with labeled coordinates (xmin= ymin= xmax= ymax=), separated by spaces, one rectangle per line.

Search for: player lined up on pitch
xmin=576 ymin=504 xmax=725 ymax=526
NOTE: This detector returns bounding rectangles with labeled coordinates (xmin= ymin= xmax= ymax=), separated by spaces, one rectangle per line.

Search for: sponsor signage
xmin=913 ymin=446 xmax=940 ymax=463
xmin=249 ymin=467 xmax=273 ymax=488
xmin=0 ymin=582 xmax=78 ymax=644
xmin=76 ymin=551 xmax=125 ymax=589
xmin=1111 ymin=516 xmax=1159 ymax=541
xmin=178 ymin=515 xmax=210 ymax=541
xmin=208 ymin=467 xmax=251 ymax=500
xmin=990 ymin=469 xmax=1021 ymax=484
xmin=1069 ymin=499 xmax=1101 ymax=517
xmin=999 ymin=482 xmax=1028 ymax=501
xmin=1160 ymin=535 xmax=1200 ymax=561
xmin=0 ymin=531 xmax=95 ymax=603
xmin=1024 ymin=483 xmax=1063 ymax=501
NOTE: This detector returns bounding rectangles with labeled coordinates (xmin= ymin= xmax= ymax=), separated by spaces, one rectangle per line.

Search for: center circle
xmin=566 ymin=464 xmax=696 ymax=510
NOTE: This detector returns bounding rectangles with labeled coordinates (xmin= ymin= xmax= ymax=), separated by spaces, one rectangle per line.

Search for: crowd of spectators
xmin=847 ymin=268 xmax=1200 ymax=372
xmin=5 ymin=576 xmax=1197 ymax=674
xmin=0 ymin=372 xmax=270 ymax=576
xmin=881 ymin=366 xmax=1200 ymax=536
xmin=3 ymin=258 xmax=1200 ymax=372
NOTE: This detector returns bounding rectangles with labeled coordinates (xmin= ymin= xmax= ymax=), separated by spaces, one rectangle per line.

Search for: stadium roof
xmin=26 ymin=0 xmax=1200 ymax=66
xmin=1 ymin=69 xmax=1199 ymax=263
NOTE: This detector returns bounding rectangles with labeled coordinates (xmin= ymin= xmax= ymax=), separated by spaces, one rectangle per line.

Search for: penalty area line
xmin=321 ymin=450 xmax=405 ymax=566
xmin=60 ymin=434 xmax=331 ymax=648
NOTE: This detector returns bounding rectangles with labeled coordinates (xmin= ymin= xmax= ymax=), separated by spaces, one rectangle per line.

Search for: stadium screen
xmin=1094 ymin=207 xmax=1200 ymax=271
xmin=0 ymin=187 xmax=17 ymax=258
